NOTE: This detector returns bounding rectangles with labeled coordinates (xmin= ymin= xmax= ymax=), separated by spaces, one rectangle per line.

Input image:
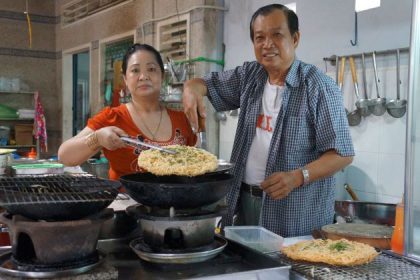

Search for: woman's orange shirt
xmin=87 ymin=104 xmax=197 ymax=179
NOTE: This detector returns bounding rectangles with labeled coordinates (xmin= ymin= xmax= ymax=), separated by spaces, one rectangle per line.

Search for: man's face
xmin=252 ymin=9 xmax=300 ymax=73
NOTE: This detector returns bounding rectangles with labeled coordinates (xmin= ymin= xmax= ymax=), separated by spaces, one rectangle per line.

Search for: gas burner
xmin=127 ymin=204 xmax=226 ymax=250
xmin=0 ymin=250 xmax=106 ymax=278
xmin=130 ymin=235 xmax=227 ymax=264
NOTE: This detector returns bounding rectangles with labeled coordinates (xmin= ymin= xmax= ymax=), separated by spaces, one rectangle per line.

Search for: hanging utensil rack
xmin=323 ymin=47 xmax=410 ymax=66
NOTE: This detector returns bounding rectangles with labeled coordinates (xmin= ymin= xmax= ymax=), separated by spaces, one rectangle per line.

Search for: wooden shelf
xmin=0 ymin=145 xmax=35 ymax=149
xmin=0 ymin=91 xmax=34 ymax=95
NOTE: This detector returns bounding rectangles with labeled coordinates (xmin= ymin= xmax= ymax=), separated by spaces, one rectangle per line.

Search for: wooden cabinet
xmin=0 ymin=91 xmax=39 ymax=157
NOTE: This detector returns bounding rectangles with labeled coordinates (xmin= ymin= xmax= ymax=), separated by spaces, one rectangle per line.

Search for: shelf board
xmin=0 ymin=145 xmax=35 ymax=149
xmin=0 ymin=118 xmax=34 ymax=121
xmin=0 ymin=91 xmax=34 ymax=95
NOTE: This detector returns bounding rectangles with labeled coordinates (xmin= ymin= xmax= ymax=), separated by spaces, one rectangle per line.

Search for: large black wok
xmin=335 ymin=200 xmax=396 ymax=226
xmin=120 ymin=172 xmax=234 ymax=209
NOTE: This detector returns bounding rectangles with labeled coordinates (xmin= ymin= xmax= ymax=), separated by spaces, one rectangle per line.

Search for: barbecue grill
xmin=0 ymin=174 xmax=120 ymax=220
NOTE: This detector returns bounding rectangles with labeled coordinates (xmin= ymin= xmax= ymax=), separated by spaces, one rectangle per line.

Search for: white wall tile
xmin=377 ymin=153 xmax=405 ymax=197
xmin=346 ymin=151 xmax=379 ymax=194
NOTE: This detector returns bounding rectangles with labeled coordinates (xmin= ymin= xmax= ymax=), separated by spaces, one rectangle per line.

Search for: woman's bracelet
xmin=85 ymin=131 xmax=100 ymax=151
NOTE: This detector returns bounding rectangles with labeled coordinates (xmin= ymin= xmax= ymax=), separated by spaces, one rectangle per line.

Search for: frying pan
xmin=120 ymin=172 xmax=234 ymax=209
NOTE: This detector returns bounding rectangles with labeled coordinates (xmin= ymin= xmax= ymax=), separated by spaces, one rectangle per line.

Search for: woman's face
xmin=252 ymin=9 xmax=300 ymax=74
xmin=124 ymin=50 xmax=163 ymax=99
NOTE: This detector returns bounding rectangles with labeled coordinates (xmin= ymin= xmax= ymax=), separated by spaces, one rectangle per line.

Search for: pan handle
xmin=344 ymin=183 xmax=359 ymax=201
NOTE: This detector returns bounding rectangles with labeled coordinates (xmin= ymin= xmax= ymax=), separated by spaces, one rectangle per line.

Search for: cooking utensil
xmin=361 ymin=53 xmax=372 ymax=116
xmin=347 ymin=57 xmax=362 ymax=126
xmin=338 ymin=56 xmax=349 ymax=114
xmin=198 ymin=115 xmax=207 ymax=150
xmin=344 ymin=183 xmax=359 ymax=200
xmin=321 ymin=223 xmax=393 ymax=249
xmin=120 ymin=172 xmax=234 ymax=209
xmin=370 ymin=51 xmax=387 ymax=116
xmin=120 ymin=136 xmax=177 ymax=154
xmin=349 ymin=56 xmax=370 ymax=117
xmin=0 ymin=175 xmax=120 ymax=221
xmin=386 ymin=49 xmax=407 ymax=118
xmin=335 ymin=200 xmax=396 ymax=226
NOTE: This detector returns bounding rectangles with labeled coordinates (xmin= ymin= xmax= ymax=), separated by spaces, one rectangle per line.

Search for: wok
xmin=120 ymin=172 xmax=234 ymax=209
xmin=335 ymin=200 xmax=396 ymax=226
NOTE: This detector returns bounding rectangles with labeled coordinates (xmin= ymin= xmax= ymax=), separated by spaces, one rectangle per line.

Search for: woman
xmin=58 ymin=44 xmax=197 ymax=179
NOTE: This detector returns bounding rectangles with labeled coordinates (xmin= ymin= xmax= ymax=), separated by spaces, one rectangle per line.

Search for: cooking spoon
xmin=338 ymin=56 xmax=349 ymax=114
xmin=347 ymin=57 xmax=362 ymax=126
xmin=370 ymin=51 xmax=387 ymax=116
xmin=361 ymin=53 xmax=372 ymax=116
xmin=120 ymin=136 xmax=177 ymax=154
xmin=349 ymin=56 xmax=370 ymax=117
xmin=386 ymin=49 xmax=407 ymax=118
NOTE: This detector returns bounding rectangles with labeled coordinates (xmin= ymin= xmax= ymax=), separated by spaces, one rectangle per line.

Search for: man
xmin=183 ymin=4 xmax=354 ymax=237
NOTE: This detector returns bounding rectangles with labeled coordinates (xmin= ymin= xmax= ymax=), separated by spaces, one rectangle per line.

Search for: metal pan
xmin=120 ymin=171 xmax=234 ymax=209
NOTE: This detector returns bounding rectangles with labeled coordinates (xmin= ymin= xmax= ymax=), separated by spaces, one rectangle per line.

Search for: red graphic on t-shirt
xmin=257 ymin=114 xmax=273 ymax=132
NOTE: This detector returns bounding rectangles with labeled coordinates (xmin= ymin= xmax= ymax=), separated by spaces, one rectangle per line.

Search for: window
xmin=156 ymin=14 xmax=190 ymax=62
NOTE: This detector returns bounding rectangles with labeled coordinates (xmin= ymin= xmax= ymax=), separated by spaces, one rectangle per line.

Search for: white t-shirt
xmin=243 ymin=80 xmax=284 ymax=185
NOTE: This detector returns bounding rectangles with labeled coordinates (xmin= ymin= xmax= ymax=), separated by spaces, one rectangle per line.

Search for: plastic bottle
xmin=391 ymin=201 xmax=404 ymax=254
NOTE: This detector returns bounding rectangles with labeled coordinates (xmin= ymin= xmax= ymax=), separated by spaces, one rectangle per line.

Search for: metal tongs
xmin=120 ymin=136 xmax=177 ymax=155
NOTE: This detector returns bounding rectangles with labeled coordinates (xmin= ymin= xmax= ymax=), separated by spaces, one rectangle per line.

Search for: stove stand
xmin=130 ymin=235 xmax=228 ymax=264
xmin=0 ymin=250 xmax=115 ymax=279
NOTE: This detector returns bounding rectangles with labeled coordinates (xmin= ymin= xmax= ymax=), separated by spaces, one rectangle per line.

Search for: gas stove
xmin=106 ymin=236 xmax=291 ymax=280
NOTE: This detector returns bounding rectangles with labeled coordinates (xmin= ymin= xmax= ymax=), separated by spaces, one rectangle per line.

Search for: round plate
xmin=130 ymin=235 xmax=227 ymax=264
xmin=0 ymin=250 xmax=105 ymax=278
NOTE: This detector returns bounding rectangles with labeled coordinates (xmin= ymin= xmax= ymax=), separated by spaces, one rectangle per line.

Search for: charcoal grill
xmin=0 ymin=175 xmax=120 ymax=221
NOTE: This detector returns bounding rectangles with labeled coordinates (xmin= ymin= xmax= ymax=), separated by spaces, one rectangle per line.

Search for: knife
xmin=120 ymin=136 xmax=177 ymax=155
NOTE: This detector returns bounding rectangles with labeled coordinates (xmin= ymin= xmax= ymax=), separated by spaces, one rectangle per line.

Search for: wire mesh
xmin=0 ymin=174 xmax=120 ymax=205
xmin=275 ymin=252 xmax=420 ymax=279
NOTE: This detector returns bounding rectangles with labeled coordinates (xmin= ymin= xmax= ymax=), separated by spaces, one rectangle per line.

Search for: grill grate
xmin=0 ymin=174 xmax=120 ymax=205
xmin=274 ymin=252 xmax=420 ymax=280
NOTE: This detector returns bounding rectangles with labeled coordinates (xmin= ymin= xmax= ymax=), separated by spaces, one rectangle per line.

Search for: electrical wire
xmin=24 ymin=0 xmax=32 ymax=48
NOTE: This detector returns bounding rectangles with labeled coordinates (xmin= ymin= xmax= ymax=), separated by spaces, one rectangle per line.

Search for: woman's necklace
xmin=139 ymin=105 xmax=163 ymax=140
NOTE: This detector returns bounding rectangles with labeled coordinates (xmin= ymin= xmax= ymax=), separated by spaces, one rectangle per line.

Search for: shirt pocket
xmin=283 ymin=116 xmax=314 ymax=152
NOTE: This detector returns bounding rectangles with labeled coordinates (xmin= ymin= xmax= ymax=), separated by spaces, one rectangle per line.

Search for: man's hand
xmin=260 ymin=169 xmax=303 ymax=199
xmin=182 ymin=78 xmax=208 ymax=133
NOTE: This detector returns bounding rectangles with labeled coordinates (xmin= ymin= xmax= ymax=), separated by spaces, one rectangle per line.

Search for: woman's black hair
xmin=121 ymin=43 xmax=165 ymax=77
xmin=249 ymin=4 xmax=299 ymax=41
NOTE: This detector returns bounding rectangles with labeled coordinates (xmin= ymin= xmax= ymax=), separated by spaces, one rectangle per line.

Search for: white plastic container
xmin=224 ymin=226 xmax=283 ymax=253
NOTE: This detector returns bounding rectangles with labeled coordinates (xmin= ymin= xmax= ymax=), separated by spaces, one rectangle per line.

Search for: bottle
xmin=391 ymin=200 xmax=404 ymax=254
xmin=28 ymin=147 xmax=37 ymax=159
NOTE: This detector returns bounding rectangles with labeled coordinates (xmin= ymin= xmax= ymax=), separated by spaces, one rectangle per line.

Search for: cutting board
xmin=321 ymin=223 xmax=393 ymax=249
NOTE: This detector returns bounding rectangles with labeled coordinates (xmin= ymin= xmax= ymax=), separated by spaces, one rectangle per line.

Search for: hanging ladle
xmin=349 ymin=56 xmax=370 ymax=117
xmin=338 ymin=56 xmax=349 ymax=114
xmin=369 ymin=51 xmax=387 ymax=116
xmin=386 ymin=49 xmax=407 ymax=118
xmin=347 ymin=57 xmax=363 ymax=126
xmin=361 ymin=53 xmax=372 ymax=116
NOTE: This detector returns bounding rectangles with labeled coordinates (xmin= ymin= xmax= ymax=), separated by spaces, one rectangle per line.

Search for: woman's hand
xmin=182 ymin=78 xmax=208 ymax=133
xmin=96 ymin=126 xmax=128 ymax=151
